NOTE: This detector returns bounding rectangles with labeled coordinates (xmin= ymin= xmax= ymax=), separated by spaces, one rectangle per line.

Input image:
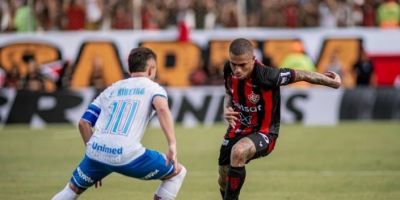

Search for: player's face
xmin=229 ymin=52 xmax=255 ymax=80
xmin=146 ymin=58 xmax=157 ymax=80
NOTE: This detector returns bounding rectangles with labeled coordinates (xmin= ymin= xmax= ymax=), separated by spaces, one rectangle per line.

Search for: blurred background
xmin=0 ymin=0 xmax=399 ymax=126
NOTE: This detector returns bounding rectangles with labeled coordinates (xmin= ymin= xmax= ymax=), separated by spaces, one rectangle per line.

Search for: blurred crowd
xmin=1 ymin=0 xmax=399 ymax=91
xmin=1 ymin=0 xmax=400 ymax=32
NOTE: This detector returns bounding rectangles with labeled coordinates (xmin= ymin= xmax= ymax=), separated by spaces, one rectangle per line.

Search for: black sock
xmin=224 ymin=166 xmax=246 ymax=200
xmin=220 ymin=189 xmax=225 ymax=199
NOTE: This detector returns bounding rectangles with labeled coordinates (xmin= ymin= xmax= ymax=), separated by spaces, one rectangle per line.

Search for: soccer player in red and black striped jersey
xmin=218 ymin=38 xmax=341 ymax=200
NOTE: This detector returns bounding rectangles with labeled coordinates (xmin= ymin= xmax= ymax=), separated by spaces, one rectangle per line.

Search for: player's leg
xmin=224 ymin=133 xmax=277 ymax=200
xmin=51 ymin=155 xmax=111 ymax=200
xmin=154 ymin=163 xmax=187 ymax=200
xmin=114 ymin=149 xmax=186 ymax=200
xmin=51 ymin=183 xmax=81 ymax=200
xmin=217 ymin=137 xmax=239 ymax=199
xmin=218 ymin=165 xmax=229 ymax=198
xmin=224 ymin=137 xmax=256 ymax=200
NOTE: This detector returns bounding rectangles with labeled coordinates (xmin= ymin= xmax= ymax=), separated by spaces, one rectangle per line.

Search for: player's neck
xmin=130 ymin=72 xmax=149 ymax=78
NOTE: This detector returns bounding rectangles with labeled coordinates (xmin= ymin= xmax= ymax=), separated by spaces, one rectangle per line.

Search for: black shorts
xmin=218 ymin=132 xmax=278 ymax=166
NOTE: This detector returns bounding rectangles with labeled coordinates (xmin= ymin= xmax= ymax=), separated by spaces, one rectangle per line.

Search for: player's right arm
xmin=153 ymin=95 xmax=178 ymax=172
xmin=224 ymin=93 xmax=239 ymax=128
xmin=223 ymin=62 xmax=239 ymax=128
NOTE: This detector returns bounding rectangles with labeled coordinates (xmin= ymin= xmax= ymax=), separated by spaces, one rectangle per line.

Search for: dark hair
xmin=229 ymin=38 xmax=253 ymax=56
xmin=128 ymin=47 xmax=157 ymax=73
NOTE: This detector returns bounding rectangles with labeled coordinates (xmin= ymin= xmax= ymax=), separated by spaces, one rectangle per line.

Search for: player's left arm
xmin=293 ymin=70 xmax=341 ymax=89
xmin=255 ymin=65 xmax=341 ymax=89
xmin=80 ymin=103 xmax=101 ymax=146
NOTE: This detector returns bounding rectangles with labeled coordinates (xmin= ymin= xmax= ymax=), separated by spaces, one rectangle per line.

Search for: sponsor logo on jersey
xmin=91 ymin=142 xmax=123 ymax=155
xmin=233 ymin=101 xmax=262 ymax=113
xmin=248 ymin=91 xmax=260 ymax=104
xmin=239 ymin=113 xmax=252 ymax=126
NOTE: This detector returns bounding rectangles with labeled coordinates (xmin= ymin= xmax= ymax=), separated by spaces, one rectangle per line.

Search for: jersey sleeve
xmin=81 ymin=93 xmax=103 ymax=127
xmin=254 ymin=64 xmax=295 ymax=88
xmin=151 ymin=84 xmax=168 ymax=101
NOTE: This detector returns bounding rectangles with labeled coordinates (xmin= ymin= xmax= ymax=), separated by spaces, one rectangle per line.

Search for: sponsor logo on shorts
xmin=143 ymin=169 xmax=159 ymax=180
xmin=259 ymin=133 xmax=270 ymax=144
xmin=77 ymin=167 xmax=94 ymax=183
xmin=222 ymin=139 xmax=229 ymax=146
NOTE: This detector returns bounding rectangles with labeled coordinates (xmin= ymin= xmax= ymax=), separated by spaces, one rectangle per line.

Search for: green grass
xmin=0 ymin=122 xmax=399 ymax=200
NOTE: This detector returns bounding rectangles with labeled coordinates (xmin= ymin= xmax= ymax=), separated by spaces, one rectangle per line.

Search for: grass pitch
xmin=0 ymin=122 xmax=399 ymax=200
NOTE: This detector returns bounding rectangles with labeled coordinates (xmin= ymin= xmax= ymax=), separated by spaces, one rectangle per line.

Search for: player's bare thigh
xmin=230 ymin=137 xmax=257 ymax=167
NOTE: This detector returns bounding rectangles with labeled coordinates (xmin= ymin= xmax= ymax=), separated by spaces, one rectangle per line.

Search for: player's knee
xmin=230 ymin=145 xmax=246 ymax=162
xmin=154 ymin=165 xmax=186 ymax=200
xmin=70 ymin=183 xmax=85 ymax=194
xmin=164 ymin=164 xmax=187 ymax=185
xmin=52 ymin=183 xmax=80 ymax=200
xmin=177 ymin=165 xmax=187 ymax=184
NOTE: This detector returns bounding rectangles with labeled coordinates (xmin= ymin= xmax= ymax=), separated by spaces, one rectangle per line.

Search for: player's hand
xmin=324 ymin=71 xmax=341 ymax=89
xmin=95 ymin=180 xmax=102 ymax=188
xmin=166 ymin=145 xmax=178 ymax=173
xmin=224 ymin=107 xmax=239 ymax=128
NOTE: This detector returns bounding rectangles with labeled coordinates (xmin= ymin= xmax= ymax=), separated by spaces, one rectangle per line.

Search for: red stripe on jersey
xmin=228 ymin=77 xmax=240 ymax=138
xmin=259 ymin=90 xmax=273 ymax=134
xmin=242 ymin=78 xmax=257 ymax=134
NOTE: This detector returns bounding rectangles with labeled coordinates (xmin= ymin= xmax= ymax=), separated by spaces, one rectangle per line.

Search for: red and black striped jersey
xmin=224 ymin=60 xmax=295 ymax=138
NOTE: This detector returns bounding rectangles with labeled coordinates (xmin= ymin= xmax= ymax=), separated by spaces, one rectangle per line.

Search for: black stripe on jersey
xmin=238 ymin=80 xmax=247 ymax=135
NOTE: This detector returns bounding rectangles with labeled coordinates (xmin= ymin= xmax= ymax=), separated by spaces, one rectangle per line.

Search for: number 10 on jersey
xmin=104 ymin=100 xmax=139 ymax=135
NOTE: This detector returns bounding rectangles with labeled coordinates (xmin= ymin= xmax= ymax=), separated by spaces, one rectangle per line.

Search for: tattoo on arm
xmin=224 ymin=93 xmax=233 ymax=108
xmin=294 ymin=70 xmax=340 ymax=88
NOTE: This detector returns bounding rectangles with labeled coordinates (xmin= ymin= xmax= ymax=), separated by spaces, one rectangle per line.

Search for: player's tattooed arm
xmin=293 ymin=70 xmax=341 ymax=89
xmin=224 ymin=93 xmax=233 ymax=108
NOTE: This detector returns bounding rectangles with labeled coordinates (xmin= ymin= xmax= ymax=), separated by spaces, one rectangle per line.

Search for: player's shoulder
xmin=141 ymin=78 xmax=166 ymax=93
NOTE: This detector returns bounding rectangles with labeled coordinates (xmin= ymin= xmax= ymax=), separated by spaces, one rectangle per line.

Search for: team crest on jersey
xmin=248 ymin=91 xmax=260 ymax=104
